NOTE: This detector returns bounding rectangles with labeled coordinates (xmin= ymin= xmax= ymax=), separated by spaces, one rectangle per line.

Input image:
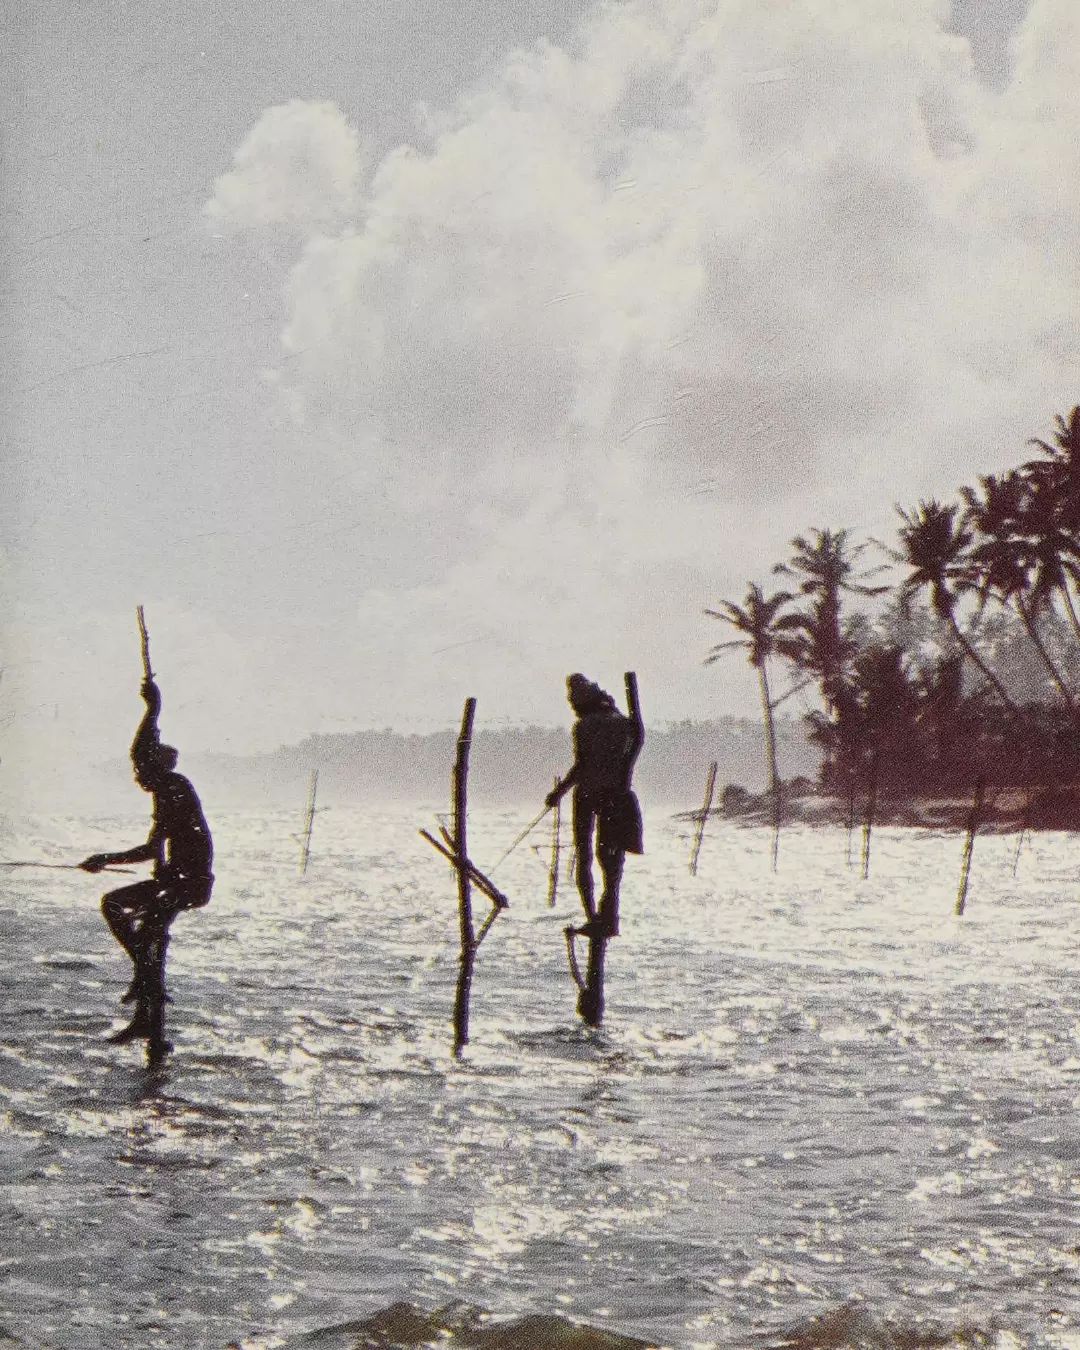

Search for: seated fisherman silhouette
xmin=546 ymin=673 xmax=642 ymax=938
xmin=80 ymin=678 xmax=213 ymax=1056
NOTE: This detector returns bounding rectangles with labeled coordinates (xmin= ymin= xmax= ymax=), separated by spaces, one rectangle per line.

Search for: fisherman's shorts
xmin=597 ymin=792 xmax=644 ymax=855
xmin=162 ymin=871 xmax=214 ymax=911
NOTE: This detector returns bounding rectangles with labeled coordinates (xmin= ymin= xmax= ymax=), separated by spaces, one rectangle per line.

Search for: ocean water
xmin=2 ymin=803 xmax=1080 ymax=1349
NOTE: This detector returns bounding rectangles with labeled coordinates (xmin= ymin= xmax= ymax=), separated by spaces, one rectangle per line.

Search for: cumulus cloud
xmin=204 ymin=99 xmax=366 ymax=233
xmin=248 ymin=1 xmax=1076 ymax=491
xmin=205 ymin=0 xmax=1080 ymax=725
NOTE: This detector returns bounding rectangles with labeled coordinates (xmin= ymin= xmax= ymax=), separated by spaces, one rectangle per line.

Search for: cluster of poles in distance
xmin=683 ymin=761 xmax=1024 ymax=917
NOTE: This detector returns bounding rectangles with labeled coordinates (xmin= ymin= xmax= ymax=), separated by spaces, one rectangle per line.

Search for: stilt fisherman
xmin=80 ymin=677 xmax=213 ymax=1058
xmin=546 ymin=673 xmax=643 ymax=938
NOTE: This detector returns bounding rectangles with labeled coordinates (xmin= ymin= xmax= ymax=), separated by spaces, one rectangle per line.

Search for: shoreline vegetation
xmin=681 ymin=778 xmax=1080 ymax=834
xmin=704 ymin=406 xmax=1080 ymax=850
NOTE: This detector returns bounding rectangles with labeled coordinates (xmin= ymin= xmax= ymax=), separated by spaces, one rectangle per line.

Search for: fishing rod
xmin=490 ymin=803 xmax=553 ymax=873
xmin=2 ymin=862 xmax=135 ymax=874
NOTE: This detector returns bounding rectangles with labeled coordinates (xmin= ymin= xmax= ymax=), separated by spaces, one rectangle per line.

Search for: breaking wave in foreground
xmin=3 ymin=805 xmax=1080 ymax=1348
xmin=275 ymin=1296 xmax=1058 ymax=1347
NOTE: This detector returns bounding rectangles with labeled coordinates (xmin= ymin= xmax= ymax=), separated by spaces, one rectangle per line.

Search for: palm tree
xmin=1024 ymin=406 xmax=1080 ymax=643
xmin=893 ymin=499 xmax=1019 ymax=713
xmin=961 ymin=472 xmax=1075 ymax=713
xmin=705 ymin=584 xmax=803 ymax=865
xmin=914 ymin=652 xmax=966 ymax=785
xmin=774 ymin=527 xmax=886 ymax=784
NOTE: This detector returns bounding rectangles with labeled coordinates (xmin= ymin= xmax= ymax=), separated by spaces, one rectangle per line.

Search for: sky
xmin=2 ymin=0 xmax=1078 ymax=798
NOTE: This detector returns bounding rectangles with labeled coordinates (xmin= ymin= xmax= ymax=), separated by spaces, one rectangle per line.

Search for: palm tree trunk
xmin=947 ymin=615 xmax=1019 ymax=713
xmin=758 ymin=663 xmax=781 ymax=871
xmin=758 ymin=663 xmax=780 ymax=796
xmin=1016 ymin=597 xmax=1075 ymax=711
xmin=1061 ymin=582 xmax=1080 ymax=647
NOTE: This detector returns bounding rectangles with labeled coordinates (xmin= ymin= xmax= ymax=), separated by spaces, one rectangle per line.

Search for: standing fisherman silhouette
xmin=546 ymin=673 xmax=643 ymax=938
xmin=79 ymin=641 xmax=213 ymax=1059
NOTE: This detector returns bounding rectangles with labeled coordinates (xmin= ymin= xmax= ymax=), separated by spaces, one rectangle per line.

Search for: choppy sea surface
xmin=3 ymin=803 xmax=1080 ymax=1349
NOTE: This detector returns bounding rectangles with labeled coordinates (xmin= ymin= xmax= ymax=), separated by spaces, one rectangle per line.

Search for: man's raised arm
xmin=130 ymin=679 xmax=163 ymax=779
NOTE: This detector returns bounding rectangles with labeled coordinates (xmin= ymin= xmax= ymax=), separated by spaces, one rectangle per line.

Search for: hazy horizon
xmin=1 ymin=711 xmax=818 ymax=816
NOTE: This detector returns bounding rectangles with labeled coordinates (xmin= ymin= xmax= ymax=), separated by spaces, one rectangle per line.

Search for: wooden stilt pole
xmin=133 ymin=605 xmax=171 ymax=1065
xmin=452 ymin=699 xmax=477 ymax=1056
xmin=770 ymin=776 xmax=782 ymax=874
xmin=956 ymin=775 xmax=986 ymax=917
xmin=861 ymin=751 xmax=879 ymax=881
xmin=547 ymin=778 xmax=562 ymax=907
xmin=1012 ymin=786 xmax=1032 ymax=877
xmin=136 ymin=605 xmax=153 ymax=681
xmin=576 ymin=926 xmax=608 ymax=1027
xmin=421 ymin=828 xmax=508 ymax=910
xmin=689 ymin=760 xmax=718 ymax=876
xmin=845 ymin=772 xmax=857 ymax=869
xmin=418 ymin=699 xmax=510 ymax=1055
xmin=299 ymin=768 xmax=319 ymax=875
xmin=625 ymin=670 xmax=644 ymax=767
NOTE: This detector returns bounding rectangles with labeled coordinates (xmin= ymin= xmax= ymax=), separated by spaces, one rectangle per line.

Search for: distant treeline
xmin=190 ymin=718 xmax=820 ymax=807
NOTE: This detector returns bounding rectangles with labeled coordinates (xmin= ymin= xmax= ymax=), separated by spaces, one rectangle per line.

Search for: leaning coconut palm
xmin=1020 ymin=467 xmax=1080 ymax=649
xmin=1027 ymin=405 xmax=1080 ymax=529
xmin=962 ymin=472 xmax=1076 ymax=715
xmin=705 ymin=584 xmax=804 ymax=868
xmin=1025 ymin=406 xmax=1080 ymax=642
xmin=893 ymin=499 xmax=1019 ymax=714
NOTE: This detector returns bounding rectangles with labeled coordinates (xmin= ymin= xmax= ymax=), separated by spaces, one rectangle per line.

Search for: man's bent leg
xmin=597 ymin=843 xmax=625 ymax=937
xmin=106 ymin=891 xmax=177 ymax=1046
xmin=103 ymin=882 xmax=163 ymax=1002
xmin=137 ymin=909 xmax=174 ymax=1002
xmin=101 ymin=881 xmax=160 ymax=962
xmin=572 ymin=797 xmax=597 ymax=920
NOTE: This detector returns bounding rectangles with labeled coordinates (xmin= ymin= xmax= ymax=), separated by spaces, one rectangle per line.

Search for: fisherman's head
xmin=566 ymin=673 xmax=610 ymax=715
xmin=134 ymin=744 xmax=178 ymax=790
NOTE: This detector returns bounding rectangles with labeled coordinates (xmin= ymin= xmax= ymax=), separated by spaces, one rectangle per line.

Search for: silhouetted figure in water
xmin=80 ymin=679 xmax=213 ymax=1058
xmin=546 ymin=673 xmax=642 ymax=938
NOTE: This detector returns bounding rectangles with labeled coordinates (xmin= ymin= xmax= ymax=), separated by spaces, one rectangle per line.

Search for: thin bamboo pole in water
xmin=689 ymin=761 xmax=718 ymax=876
xmin=845 ymin=773 xmax=857 ymax=869
xmin=861 ymin=752 xmax=879 ymax=881
xmin=299 ymin=769 xmax=318 ymax=874
xmin=955 ymin=775 xmax=986 ymax=918
xmin=1012 ymin=787 xmax=1032 ymax=877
